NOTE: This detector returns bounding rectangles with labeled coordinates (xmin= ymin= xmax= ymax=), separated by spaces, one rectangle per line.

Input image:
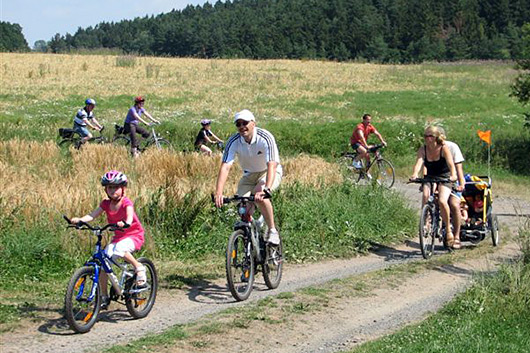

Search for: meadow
xmin=1 ymin=53 xmax=529 ymax=327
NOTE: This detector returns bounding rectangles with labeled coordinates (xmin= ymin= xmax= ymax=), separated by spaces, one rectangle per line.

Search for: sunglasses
xmin=235 ymin=120 xmax=250 ymax=127
xmin=424 ymin=134 xmax=435 ymax=138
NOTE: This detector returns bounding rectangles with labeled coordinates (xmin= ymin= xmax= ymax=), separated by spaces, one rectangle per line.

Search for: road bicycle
xmin=58 ymin=126 xmax=107 ymax=149
xmin=214 ymin=192 xmax=283 ymax=301
xmin=408 ymin=177 xmax=453 ymax=259
xmin=63 ymin=216 xmax=157 ymax=333
xmin=339 ymin=144 xmax=395 ymax=188
xmin=112 ymin=122 xmax=171 ymax=151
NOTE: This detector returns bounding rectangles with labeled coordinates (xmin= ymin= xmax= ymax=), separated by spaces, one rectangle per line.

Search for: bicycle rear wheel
xmin=125 ymin=258 xmax=158 ymax=319
xmin=371 ymin=158 xmax=395 ymax=188
xmin=113 ymin=135 xmax=131 ymax=147
xmin=262 ymin=240 xmax=283 ymax=289
xmin=338 ymin=155 xmax=363 ymax=184
xmin=226 ymin=230 xmax=254 ymax=301
xmin=64 ymin=266 xmax=101 ymax=333
xmin=419 ymin=204 xmax=436 ymax=259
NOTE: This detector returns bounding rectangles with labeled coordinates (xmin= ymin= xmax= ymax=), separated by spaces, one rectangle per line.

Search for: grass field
xmin=1 ymin=53 xmax=529 ymax=328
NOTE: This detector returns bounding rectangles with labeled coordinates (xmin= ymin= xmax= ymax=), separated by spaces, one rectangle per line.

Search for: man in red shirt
xmin=350 ymin=114 xmax=387 ymax=168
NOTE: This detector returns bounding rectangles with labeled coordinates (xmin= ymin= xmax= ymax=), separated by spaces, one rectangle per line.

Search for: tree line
xmin=0 ymin=21 xmax=29 ymax=52
xmin=45 ymin=0 xmax=530 ymax=62
xmin=2 ymin=0 xmax=530 ymax=63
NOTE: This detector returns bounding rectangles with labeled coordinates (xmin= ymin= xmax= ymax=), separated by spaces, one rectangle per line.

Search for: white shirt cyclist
xmin=222 ymin=127 xmax=282 ymax=174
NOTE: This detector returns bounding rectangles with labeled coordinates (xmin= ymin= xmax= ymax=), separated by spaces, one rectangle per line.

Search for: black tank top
xmin=424 ymin=145 xmax=450 ymax=177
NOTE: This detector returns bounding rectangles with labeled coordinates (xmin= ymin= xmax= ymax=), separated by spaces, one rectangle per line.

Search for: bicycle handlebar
xmin=211 ymin=189 xmax=272 ymax=205
xmin=408 ymin=176 xmax=452 ymax=184
xmin=63 ymin=215 xmax=125 ymax=232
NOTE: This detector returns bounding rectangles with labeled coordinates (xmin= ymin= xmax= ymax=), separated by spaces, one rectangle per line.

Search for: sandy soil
xmin=1 ymin=181 xmax=527 ymax=353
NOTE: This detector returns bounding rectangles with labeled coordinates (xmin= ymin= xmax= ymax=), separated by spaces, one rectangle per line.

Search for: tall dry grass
xmin=4 ymin=53 xmax=508 ymax=121
xmin=0 ymin=140 xmax=341 ymax=224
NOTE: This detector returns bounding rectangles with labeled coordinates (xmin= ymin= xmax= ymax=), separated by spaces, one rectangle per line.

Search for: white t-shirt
xmin=223 ymin=127 xmax=282 ymax=174
xmin=445 ymin=140 xmax=464 ymax=164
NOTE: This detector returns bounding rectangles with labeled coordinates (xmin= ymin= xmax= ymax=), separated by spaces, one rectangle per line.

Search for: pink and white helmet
xmin=101 ymin=170 xmax=128 ymax=186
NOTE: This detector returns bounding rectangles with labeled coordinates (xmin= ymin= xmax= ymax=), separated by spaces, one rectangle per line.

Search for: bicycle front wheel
xmin=64 ymin=266 xmax=101 ymax=333
xmin=419 ymin=205 xmax=436 ymax=259
xmin=226 ymin=230 xmax=255 ymax=301
xmin=371 ymin=158 xmax=395 ymax=188
xmin=125 ymin=258 xmax=158 ymax=319
xmin=149 ymin=138 xmax=172 ymax=150
xmin=263 ymin=240 xmax=283 ymax=289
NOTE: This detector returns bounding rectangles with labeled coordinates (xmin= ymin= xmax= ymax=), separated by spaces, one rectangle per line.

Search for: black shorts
xmin=351 ymin=142 xmax=362 ymax=151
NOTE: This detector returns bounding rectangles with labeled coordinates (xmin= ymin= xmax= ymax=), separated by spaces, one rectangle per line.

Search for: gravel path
xmin=1 ymin=181 xmax=527 ymax=353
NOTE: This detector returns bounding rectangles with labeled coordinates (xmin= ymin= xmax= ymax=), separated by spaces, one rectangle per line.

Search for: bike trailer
xmin=460 ymin=174 xmax=498 ymax=244
xmin=59 ymin=128 xmax=75 ymax=139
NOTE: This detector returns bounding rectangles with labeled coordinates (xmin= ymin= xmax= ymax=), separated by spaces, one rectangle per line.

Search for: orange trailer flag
xmin=477 ymin=130 xmax=491 ymax=144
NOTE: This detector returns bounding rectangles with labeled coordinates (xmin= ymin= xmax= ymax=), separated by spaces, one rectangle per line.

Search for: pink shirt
xmin=99 ymin=197 xmax=144 ymax=250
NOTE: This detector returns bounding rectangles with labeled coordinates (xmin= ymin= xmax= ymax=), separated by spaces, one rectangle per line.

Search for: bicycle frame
xmin=234 ymin=199 xmax=266 ymax=263
xmin=66 ymin=220 xmax=135 ymax=298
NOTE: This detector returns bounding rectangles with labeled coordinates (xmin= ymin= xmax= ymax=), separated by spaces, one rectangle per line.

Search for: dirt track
xmin=1 ymin=181 xmax=527 ymax=353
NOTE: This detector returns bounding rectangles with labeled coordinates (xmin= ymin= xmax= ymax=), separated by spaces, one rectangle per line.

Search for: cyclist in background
xmin=124 ymin=96 xmax=160 ymax=157
xmin=350 ymin=114 xmax=387 ymax=169
xmin=194 ymin=119 xmax=224 ymax=156
xmin=411 ymin=125 xmax=457 ymax=247
xmin=73 ymin=98 xmax=103 ymax=146
xmin=214 ymin=109 xmax=282 ymax=245
xmin=438 ymin=127 xmax=466 ymax=249
xmin=70 ymin=171 xmax=146 ymax=309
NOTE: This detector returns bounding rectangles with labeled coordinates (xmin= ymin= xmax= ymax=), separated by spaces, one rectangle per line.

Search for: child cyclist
xmin=70 ymin=170 xmax=146 ymax=308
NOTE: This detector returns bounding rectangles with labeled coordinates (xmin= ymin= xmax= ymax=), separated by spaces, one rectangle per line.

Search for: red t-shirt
xmin=99 ymin=197 xmax=145 ymax=250
xmin=350 ymin=123 xmax=377 ymax=145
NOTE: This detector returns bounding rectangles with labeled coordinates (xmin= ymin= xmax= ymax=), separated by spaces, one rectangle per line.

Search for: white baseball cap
xmin=234 ymin=109 xmax=255 ymax=123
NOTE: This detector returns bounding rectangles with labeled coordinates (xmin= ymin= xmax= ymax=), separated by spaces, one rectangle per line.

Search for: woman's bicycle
xmin=113 ymin=122 xmax=171 ymax=151
xmin=339 ymin=144 xmax=395 ymax=188
xmin=63 ymin=216 xmax=157 ymax=333
xmin=58 ymin=126 xmax=107 ymax=149
xmin=408 ymin=177 xmax=453 ymax=259
xmin=213 ymin=192 xmax=283 ymax=301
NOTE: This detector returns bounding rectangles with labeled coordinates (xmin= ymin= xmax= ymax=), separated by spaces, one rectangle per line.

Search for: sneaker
xmin=267 ymin=229 xmax=281 ymax=246
xmin=352 ymin=160 xmax=363 ymax=169
xmin=100 ymin=295 xmax=111 ymax=310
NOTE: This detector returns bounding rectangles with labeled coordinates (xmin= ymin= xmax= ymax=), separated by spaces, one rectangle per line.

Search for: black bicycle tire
xmin=148 ymin=138 xmax=172 ymax=150
xmin=419 ymin=204 xmax=435 ymax=259
xmin=64 ymin=266 xmax=101 ymax=333
xmin=59 ymin=138 xmax=76 ymax=148
xmin=490 ymin=214 xmax=500 ymax=246
xmin=262 ymin=240 xmax=283 ymax=289
xmin=371 ymin=158 xmax=395 ymax=188
xmin=125 ymin=257 xmax=158 ymax=319
xmin=338 ymin=155 xmax=363 ymax=184
xmin=226 ymin=230 xmax=254 ymax=301
xmin=113 ymin=135 xmax=131 ymax=147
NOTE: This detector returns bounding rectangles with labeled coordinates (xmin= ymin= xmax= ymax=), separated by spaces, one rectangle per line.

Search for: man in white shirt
xmin=214 ymin=109 xmax=282 ymax=245
xmin=440 ymin=129 xmax=466 ymax=249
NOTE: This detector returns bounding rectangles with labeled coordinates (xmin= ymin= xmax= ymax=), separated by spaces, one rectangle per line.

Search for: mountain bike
xmin=408 ymin=177 xmax=453 ymax=259
xmin=63 ymin=216 xmax=157 ymax=333
xmin=214 ymin=192 xmax=283 ymax=301
xmin=58 ymin=126 xmax=107 ymax=149
xmin=112 ymin=122 xmax=171 ymax=151
xmin=339 ymin=144 xmax=395 ymax=188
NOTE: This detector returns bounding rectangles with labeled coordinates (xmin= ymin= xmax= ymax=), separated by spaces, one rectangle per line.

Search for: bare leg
xmin=253 ymin=184 xmax=276 ymax=230
xmin=449 ymin=195 xmax=461 ymax=242
xmin=438 ymin=185 xmax=453 ymax=244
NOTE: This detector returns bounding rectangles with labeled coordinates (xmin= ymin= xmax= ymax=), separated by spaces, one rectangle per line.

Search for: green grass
xmin=349 ymin=225 xmax=530 ymax=353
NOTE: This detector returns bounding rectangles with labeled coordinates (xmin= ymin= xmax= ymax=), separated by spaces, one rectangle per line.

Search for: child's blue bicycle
xmin=63 ymin=216 xmax=158 ymax=333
